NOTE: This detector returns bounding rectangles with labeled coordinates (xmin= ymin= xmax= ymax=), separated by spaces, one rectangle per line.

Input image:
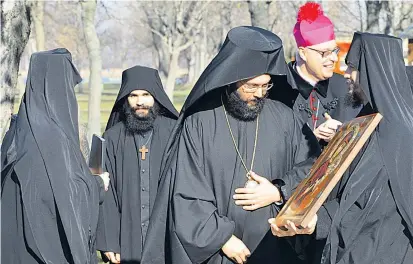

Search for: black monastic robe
xmin=1 ymin=49 xmax=102 ymax=264
xmin=96 ymin=66 xmax=178 ymax=264
xmin=170 ymin=97 xmax=319 ymax=264
xmin=141 ymin=26 xmax=320 ymax=264
xmin=315 ymin=32 xmax=413 ymax=264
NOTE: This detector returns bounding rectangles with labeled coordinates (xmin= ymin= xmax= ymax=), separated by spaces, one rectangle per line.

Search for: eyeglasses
xmin=307 ymin=47 xmax=340 ymax=58
xmin=241 ymin=82 xmax=274 ymax=93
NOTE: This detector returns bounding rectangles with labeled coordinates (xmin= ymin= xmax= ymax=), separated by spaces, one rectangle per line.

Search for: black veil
xmin=345 ymin=32 xmax=413 ymax=245
xmin=1 ymin=48 xmax=100 ymax=263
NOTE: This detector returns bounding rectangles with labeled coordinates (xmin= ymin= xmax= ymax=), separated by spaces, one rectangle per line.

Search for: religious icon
xmin=275 ymin=113 xmax=382 ymax=227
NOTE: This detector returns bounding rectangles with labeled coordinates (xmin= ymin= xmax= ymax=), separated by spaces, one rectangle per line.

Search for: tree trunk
xmin=188 ymin=45 xmax=196 ymax=84
xmin=32 ymin=1 xmax=45 ymax=51
xmin=81 ymin=0 xmax=102 ymax=140
xmin=165 ymin=50 xmax=180 ymax=103
xmin=221 ymin=1 xmax=232 ymax=42
xmin=382 ymin=1 xmax=393 ymax=35
xmin=365 ymin=1 xmax=383 ymax=33
xmin=0 ymin=1 xmax=32 ymax=138
xmin=247 ymin=1 xmax=271 ymax=29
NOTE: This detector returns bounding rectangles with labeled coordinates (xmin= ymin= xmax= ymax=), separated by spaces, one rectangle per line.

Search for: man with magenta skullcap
xmin=272 ymin=2 xmax=360 ymax=146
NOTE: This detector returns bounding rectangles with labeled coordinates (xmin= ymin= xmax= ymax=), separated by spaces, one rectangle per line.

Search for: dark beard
xmin=122 ymin=101 xmax=160 ymax=135
xmin=224 ymin=88 xmax=266 ymax=121
xmin=344 ymin=79 xmax=366 ymax=109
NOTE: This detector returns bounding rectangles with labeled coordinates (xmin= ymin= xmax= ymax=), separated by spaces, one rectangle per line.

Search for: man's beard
xmin=224 ymin=89 xmax=266 ymax=121
xmin=344 ymin=79 xmax=366 ymax=109
xmin=122 ymin=101 xmax=160 ymax=134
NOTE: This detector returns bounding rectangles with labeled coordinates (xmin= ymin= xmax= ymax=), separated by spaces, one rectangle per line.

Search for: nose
xmin=329 ymin=52 xmax=338 ymax=62
xmin=254 ymin=88 xmax=264 ymax=98
xmin=136 ymin=96 xmax=145 ymax=106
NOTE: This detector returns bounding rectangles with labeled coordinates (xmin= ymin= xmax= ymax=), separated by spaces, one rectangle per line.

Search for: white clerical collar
xmin=295 ymin=64 xmax=317 ymax=87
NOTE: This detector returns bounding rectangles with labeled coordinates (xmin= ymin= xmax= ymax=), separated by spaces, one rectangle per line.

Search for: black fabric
xmin=318 ymin=32 xmax=413 ymax=264
xmin=407 ymin=66 xmax=413 ymax=92
xmin=1 ymin=48 xmax=101 ymax=264
xmin=141 ymin=26 xmax=320 ymax=264
xmin=270 ymin=62 xmax=361 ymax=263
xmin=1 ymin=114 xmax=18 ymax=184
xmin=270 ymin=62 xmax=361 ymax=132
xmin=105 ymin=66 xmax=178 ymax=130
xmin=96 ymin=66 xmax=177 ymax=263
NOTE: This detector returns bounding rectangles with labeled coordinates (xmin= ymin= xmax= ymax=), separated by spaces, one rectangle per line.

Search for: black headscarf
xmin=1 ymin=48 xmax=100 ymax=264
xmin=105 ymin=65 xmax=178 ymax=130
xmin=142 ymin=26 xmax=288 ymax=264
xmin=345 ymin=32 xmax=413 ymax=239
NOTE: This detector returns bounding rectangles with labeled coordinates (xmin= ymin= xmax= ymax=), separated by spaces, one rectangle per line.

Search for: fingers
xmin=324 ymin=113 xmax=332 ymax=120
xmin=243 ymin=247 xmax=251 ymax=258
xmin=233 ymin=255 xmax=243 ymax=264
xmin=233 ymin=193 xmax=254 ymax=200
xmin=234 ymin=199 xmax=256 ymax=205
xmin=242 ymin=204 xmax=259 ymax=211
xmin=234 ymin=248 xmax=250 ymax=264
xmin=248 ymin=171 xmax=265 ymax=183
xmin=318 ymin=126 xmax=335 ymax=135
xmin=105 ymin=252 xmax=119 ymax=263
xmin=234 ymin=188 xmax=255 ymax=194
xmin=324 ymin=119 xmax=343 ymax=130
xmin=115 ymin=253 xmax=121 ymax=262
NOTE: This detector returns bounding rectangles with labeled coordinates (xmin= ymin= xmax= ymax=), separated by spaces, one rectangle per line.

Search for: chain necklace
xmin=221 ymin=95 xmax=259 ymax=188
xmin=138 ymin=130 xmax=153 ymax=160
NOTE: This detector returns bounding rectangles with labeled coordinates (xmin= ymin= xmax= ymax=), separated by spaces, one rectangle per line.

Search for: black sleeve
xmin=275 ymin=113 xmax=321 ymax=204
xmin=315 ymin=199 xmax=339 ymax=240
xmin=94 ymin=175 xmax=105 ymax=204
xmin=96 ymin=135 xmax=121 ymax=254
xmin=171 ymin=120 xmax=235 ymax=264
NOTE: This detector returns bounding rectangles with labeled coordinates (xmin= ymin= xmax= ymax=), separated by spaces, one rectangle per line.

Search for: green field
xmin=14 ymin=83 xmax=192 ymax=133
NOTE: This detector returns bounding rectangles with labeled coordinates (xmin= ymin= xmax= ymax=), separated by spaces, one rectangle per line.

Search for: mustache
xmin=133 ymin=105 xmax=151 ymax=110
xmin=224 ymin=88 xmax=266 ymax=121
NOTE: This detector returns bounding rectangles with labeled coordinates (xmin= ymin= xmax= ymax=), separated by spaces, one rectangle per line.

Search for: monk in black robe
xmin=96 ymin=66 xmax=178 ymax=264
xmin=141 ymin=26 xmax=320 ymax=264
xmin=271 ymin=32 xmax=413 ymax=264
xmin=1 ymin=48 xmax=108 ymax=264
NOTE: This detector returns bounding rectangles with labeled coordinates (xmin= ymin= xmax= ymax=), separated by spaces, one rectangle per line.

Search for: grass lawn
xmin=13 ymin=83 xmax=191 ymax=134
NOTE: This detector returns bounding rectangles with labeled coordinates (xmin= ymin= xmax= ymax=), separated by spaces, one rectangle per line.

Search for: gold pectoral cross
xmin=139 ymin=145 xmax=149 ymax=160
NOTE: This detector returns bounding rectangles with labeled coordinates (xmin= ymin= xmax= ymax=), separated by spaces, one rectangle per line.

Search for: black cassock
xmin=312 ymin=33 xmax=413 ymax=264
xmin=96 ymin=66 xmax=178 ymax=264
xmin=1 ymin=49 xmax=103 ymax=264
xmin=141 ymin=26 xmax=320 ymax=264
xmin=270 ymin=62 xmax=361 ymax=142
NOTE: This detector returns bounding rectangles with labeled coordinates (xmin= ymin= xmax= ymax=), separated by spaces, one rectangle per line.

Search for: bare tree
xmin=247 ymin=1 xmax=271 ymax=29
xmin=365 ymin=0 xmax=383 ymax=33
xmin=141 ymin=1 xmax=210 ymax=102
xmin=81 ymin=0 xmax=103 ymax=140
xmin=1 ymin=1 xmax=32 ymax=138
xmin=31 ymin=1 xmax=45 ymax=51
